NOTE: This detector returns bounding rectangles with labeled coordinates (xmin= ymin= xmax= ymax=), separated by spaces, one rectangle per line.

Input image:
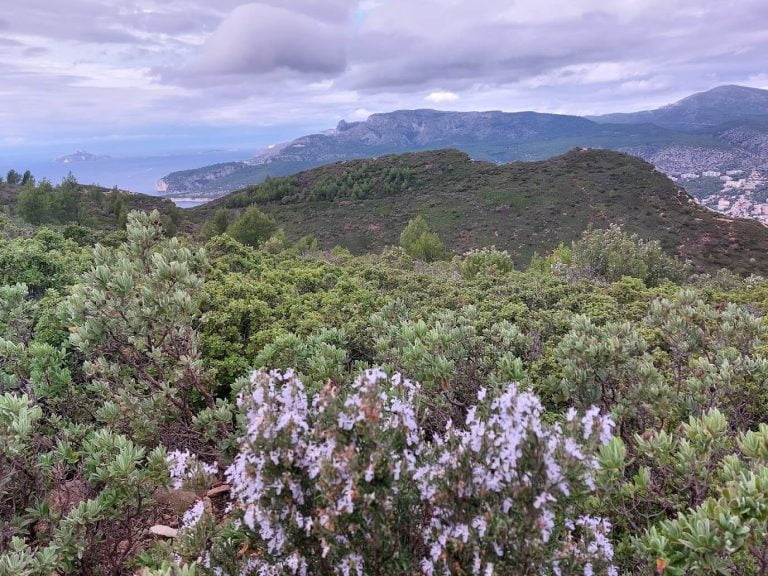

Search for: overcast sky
xmin=2 ymin=0 xmax=767 ymax=157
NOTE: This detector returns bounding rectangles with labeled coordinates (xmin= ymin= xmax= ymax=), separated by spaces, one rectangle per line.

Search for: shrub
xmin=399 ymin=216 xmax=446 ymax=262
xmin=460 ymin=247 xmax=514 ymax=279
xmin=567 ymin=225 xmax=690 ymax=286
xmin=168 ymin=367 xmax=617 ymax=575
xmin=200 ymin=208 xmax=230 ymax=240
xmin=225 ymin=206 xmax=278 ymax=248
xmin=66 ymin=210 xmax=216 ymax=446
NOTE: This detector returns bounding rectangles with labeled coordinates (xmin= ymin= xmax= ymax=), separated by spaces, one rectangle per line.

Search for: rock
xmin=149 ymin=525 xmax=178 ymax=538
xmin=48 ymin=479 xmax=89 ymax=517
xmin=206 ymin=484 xmax=231 ymax=498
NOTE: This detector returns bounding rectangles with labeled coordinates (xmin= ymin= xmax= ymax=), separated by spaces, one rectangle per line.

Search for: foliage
xmin=66 ymin=210 xmax=216 ymax=446
xmin=554 ymin=314 xmax=668 ymax=439
xmin=225 ymin=206 xmax=278 ymax=248
xmin=189 ymin=149 xmax=768 ymax=275
xmin=169 ymin=368 xmax=616 ymax=575
xmin=399 ymin=215 xmax=446 ymax=262
xmin=3 ymin=205 xmax=768 ymax=574
xmin=200 ymin=208 xmax=229 ymax=240
xmin=0 ymin=228 xmax=91 ymax=295
xmin=566 ymin=224 xmax=691 ymax=286
xmin=460 ymin=246 xmax=514 ymax=279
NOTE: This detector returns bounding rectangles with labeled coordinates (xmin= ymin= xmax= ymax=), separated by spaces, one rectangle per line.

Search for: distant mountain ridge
xmin=159 ymin=85 xmax=768 ymax=202
xmin=589 ymin=85 xmax=768 ymax=129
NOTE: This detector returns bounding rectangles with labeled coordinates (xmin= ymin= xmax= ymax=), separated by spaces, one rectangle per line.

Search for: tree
xmin=567 ymin=224 xmax=689 ymax=286
xmin=16 ymin=181 xmax=53 ymax=224
xmin=21 ymin=170 xmax=34 ymax=186
xmin=399 ymin=215 xmax=446 ymax=261
xmin=55 ymin=172 xmax=81 ymax=223
xmin=225 ymin=205 xmax=278 ymax=247
xmin=6 ymin=169 xmax=20 ymax=185
xmin=201 ymin=208 xmax=230 ymax=239
xmin=109 ymin=190 xmax=129 ymax=229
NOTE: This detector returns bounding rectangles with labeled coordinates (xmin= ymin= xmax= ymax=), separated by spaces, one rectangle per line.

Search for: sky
xmin=1 ymin=0 xmax=768 ymax=160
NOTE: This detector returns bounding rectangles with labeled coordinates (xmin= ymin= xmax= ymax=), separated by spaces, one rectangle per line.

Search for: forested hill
xmin=0 ymin=179 xmax=180 ymax=232
xmin=190 ymin=147 xmax=768 ymax=274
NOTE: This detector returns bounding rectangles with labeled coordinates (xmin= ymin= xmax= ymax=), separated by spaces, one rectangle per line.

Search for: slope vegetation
xmin=0 ymin=181 xmax=179 ymax=231
xmin=191 ymin=148 xmax=768 ymax=274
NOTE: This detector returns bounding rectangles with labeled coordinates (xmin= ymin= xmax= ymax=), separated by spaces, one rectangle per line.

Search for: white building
xmin=703 ymin=170 xmax=721 ymax=177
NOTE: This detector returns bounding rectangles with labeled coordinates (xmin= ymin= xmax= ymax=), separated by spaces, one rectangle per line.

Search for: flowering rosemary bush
xmin=171 ymin=367 xmax=616 ymax=575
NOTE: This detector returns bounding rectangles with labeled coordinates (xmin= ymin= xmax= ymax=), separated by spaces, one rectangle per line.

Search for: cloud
xmin=23 ymin=47 xmax=49 ymax=58
xmin=0 ymin=37 xmax=22 ymax=46
xmin=190 ymin=3 xmax=348 ymax=76
xmin=2 ymin=0 xmax=768 ymax=155
xmin=350 ymin=107 xmax=373 ymax=120
xmin=426 ymin=91 xmax=460 ymax=104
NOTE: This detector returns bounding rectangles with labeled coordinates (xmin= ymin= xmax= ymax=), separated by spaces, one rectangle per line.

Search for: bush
xmin=399 ymin=216 xmax=446 ymax=262
xmin=66 ymin=210 xmax=217 ymax=446
xmin=225 ymin=206 xmax=278 ymax=247
xmin=167 ymin=367 xmax=616 ymax=575
xmin=567 ymin=225 xmax=690 ymax=286
xmin=460 ymin=246 xmax=514 ymax=279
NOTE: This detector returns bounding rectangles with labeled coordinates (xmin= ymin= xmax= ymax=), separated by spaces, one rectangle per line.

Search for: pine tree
xmin=226 ymin=205 xmax=278 ymax=247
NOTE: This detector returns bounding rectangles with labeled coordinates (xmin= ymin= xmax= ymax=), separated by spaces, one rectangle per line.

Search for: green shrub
xmin=225 ymin=206 xmax=278 ymax=247
xmin=460 ymin=246 xmax=514 ymax=279
xmin=567 ymin=224 xmax=690 ymax=286
xmin=399 ymin=216 xmax=446 ymax=262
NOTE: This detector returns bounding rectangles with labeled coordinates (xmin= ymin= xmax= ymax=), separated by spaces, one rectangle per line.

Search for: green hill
xmin=190 ymin=148 xmax=768 ymax=275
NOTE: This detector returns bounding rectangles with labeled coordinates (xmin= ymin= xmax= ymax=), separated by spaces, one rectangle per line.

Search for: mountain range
xmin=589 ymin=85 xmax=768 ymax=129
xmin=159 ymin=85 xmax=768 ymax=207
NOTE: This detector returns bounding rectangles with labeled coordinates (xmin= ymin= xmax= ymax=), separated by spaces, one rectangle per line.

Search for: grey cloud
xmin=23 ymin=47 xmax=49 ymax=57
xmin=189 ymin=3 xmax=347 ymax=76
xmin=256 ymin=0 xmax=355 ymax=23
xmin=2 ymin=0 xmax=768 ymax=153
xmin=338 ymin=0 xmax=768 ymax=96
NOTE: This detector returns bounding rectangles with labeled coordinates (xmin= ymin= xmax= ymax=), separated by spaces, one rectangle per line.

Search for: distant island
xmin=56 ymin=150 xmax=111 ymax=164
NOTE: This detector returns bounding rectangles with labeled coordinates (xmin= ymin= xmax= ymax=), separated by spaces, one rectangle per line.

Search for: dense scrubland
xmin=3 ymin=158 xmax=768 ymax=575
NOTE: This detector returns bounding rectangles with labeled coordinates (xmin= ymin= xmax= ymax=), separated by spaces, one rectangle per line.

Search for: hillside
xmin=590 ymin=85 xmax=768 ymax=130
xmin=0 ymin=180 xmax=179 ymax=230
xmin=190 ymin=148 xmax=768 ymax=275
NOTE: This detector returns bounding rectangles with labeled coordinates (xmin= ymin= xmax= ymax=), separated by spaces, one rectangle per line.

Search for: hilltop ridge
xmin=191 ymin=147 xmax=768 ymax=275
xmin=590 ymin=85 xmax=768 ymax=129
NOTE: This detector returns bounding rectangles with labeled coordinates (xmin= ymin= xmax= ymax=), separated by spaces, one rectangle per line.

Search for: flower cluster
xmin=224 ymin=368 xmax=422 ymax=574
xmin=414 ymin=385 xmax=615 ymax=575
xmin=180 ymin=368 xmax=616 ymax=575
xmin=167 ymin=449 xmax=219 ymax=490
